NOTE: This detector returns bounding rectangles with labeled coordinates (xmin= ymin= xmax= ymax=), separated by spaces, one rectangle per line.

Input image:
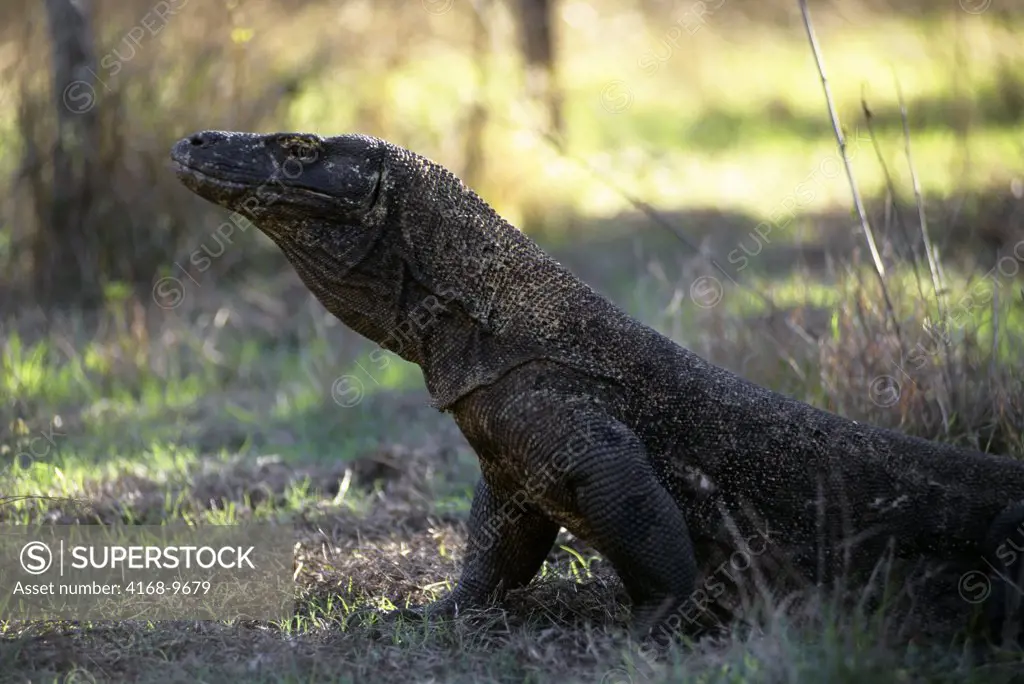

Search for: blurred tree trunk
xmin=37 ymin=0 xmax=101 ymax=306
xmin=463 ymin=0 xmax=492 ymax=190
xmin=516 ymin=0 xmax=564 ymax=143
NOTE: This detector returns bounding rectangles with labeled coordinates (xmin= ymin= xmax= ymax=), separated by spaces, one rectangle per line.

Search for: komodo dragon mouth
xmin=169 ymin=160 xmax=250 ymax=191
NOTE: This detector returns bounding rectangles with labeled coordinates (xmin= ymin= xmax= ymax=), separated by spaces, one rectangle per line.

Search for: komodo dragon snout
xmin=171 ymin=130 xmax=385 ymax=224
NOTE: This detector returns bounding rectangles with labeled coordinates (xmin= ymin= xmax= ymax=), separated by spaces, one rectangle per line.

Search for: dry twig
xmin=797 ymin=0 xmax=899 ymax=340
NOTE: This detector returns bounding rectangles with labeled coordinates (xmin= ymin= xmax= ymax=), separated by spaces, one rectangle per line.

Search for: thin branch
xmin=797 ymin=0 xmax=899 ymax=340
xmin=990 ymin=284 xmax=1000 ymax=387
xmin=891 ymin=72 xmax=955 ymax=430
xmin=893 ymin=72 xmax=948 ymax=313
xmin=860 ymin=88 xmax=927 ymax=307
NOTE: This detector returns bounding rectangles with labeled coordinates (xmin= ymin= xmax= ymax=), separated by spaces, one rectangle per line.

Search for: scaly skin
xmin=171 ymin=130 xmax=1024 ymax=642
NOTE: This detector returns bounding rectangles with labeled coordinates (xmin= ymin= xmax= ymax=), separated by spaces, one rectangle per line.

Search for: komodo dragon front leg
xmin=417 ymin=385 xmax=700 ymax=638
xmin=416 ymin=477 xmax=561 ymax=616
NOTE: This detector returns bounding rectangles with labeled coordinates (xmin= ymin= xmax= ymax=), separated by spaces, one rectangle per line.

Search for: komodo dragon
xmin=171 ymin=130 xmax=1024 ymax=643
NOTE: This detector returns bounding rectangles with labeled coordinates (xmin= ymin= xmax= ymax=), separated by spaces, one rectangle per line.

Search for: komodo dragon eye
xmin=277 ymin=137 xmax=320 ymax=164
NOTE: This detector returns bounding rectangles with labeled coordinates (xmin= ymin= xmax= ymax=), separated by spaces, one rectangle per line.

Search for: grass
xmin=2 ymin=0 xmax=1024 ymax=681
